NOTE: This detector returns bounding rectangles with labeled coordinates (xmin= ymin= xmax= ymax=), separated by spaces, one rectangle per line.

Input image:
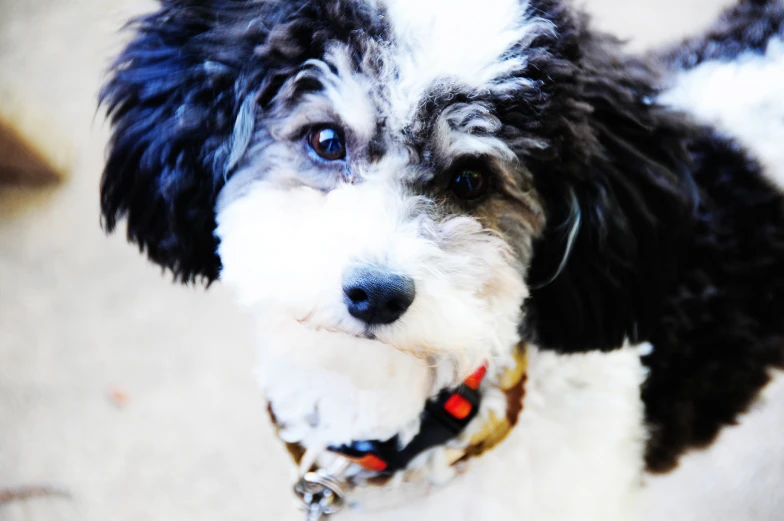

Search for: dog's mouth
xmin=292 ymin=313 xmax=464 ymax=371
xmin=296 ymin=318 xmax=376 ymax=343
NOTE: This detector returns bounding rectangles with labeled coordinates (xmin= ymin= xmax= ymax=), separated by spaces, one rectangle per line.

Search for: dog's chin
xmin=253 ymin=313 xmax=462 ymax=448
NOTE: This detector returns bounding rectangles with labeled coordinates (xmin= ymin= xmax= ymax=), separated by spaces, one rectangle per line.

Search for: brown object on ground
xmin=0 ymin=119 xmax=64 ymax=185
xmin=0 ymin=121 xmax=58 ymax=183
xmin=0 ymin=485 xmax=71 ymax=505
xmin=0 ymin=91 xmax=72 ymax=185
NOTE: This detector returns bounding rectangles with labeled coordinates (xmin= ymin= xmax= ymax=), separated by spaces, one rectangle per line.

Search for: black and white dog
xmin=100 ymin=0 xmax=784 ymax=519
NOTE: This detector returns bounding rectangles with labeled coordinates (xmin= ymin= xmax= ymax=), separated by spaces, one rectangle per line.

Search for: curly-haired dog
xmin=100 ymin=0 xmax=784 ymax=519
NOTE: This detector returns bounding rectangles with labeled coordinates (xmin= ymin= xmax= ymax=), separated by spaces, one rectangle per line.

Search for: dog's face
xmin=214 ymin=0 xmax=549 ymax=445
xmin=101 ymin=0 xmax=695 ymax=447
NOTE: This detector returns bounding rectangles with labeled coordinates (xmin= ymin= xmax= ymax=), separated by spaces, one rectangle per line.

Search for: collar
xmin=278 ymin=345 xmax=528 ymax=519
xmin=327 ymin=363 xmax=488 ymax=474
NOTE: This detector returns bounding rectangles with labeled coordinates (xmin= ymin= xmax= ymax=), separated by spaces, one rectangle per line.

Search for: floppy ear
xmin=100 ymin=0 xmax=381 ymax=283
xmin=100 ymin=2 xmax=263 ymax=283
xmin=517 ymin=7 xmax=699 ymax=352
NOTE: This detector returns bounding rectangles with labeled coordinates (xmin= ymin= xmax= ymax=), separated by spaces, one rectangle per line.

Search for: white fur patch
xmin=659 ymin=38 xmax=784 ymax=188
xmin=297 ymin=45 xmax=379 ymax=143
xmin=216 ymin=178 xmax=526 ymax=447
xmin=379 ymin=0 xmax=553 ymax=126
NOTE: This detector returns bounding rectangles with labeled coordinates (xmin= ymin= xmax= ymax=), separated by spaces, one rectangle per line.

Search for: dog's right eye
xmin=308 ymin=126 xmax=346 ymax=161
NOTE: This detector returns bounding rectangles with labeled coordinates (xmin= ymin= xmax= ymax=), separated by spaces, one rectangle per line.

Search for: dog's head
xmin=101 ymin=0 xmax=696 ymax=448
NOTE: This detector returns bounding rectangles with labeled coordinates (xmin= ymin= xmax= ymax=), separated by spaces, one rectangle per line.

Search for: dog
xmin=99 ymin=0 xmax=784 ymax=519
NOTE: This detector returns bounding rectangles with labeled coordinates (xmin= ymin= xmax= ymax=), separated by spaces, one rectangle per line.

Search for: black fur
xmin=516 ymin=1 xmax=700 ymax=352
xmin=101 ymin=1 xmax=257 ymax=282
xmin=642 ymin=130 xmax=784 ymax=471
xmin=517 ymin=0 xmax=784 ymax=471
xmin=658 ymin=0 xmax=784 ymax=70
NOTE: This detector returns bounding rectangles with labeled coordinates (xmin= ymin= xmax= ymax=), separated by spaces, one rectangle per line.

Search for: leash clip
xmin=294 ymin=460 xmax=349 ymax=520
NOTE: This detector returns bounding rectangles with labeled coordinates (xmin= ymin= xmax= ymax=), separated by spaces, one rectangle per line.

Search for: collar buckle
xmin=328 ymin=363 xmax=489 ymax=474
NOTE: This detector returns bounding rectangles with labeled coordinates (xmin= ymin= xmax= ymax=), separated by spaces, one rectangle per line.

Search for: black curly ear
xmin=518 ymin=5 xmax=699 ymax=352
xmin=100 ymin=2 xmax=264 ymax=283
xmin=100 ymin=0 xmax=386 ymax=283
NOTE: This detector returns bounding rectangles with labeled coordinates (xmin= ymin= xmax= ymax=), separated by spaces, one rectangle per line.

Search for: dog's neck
xmin=265 ymin=342 xmax=528 ymax=513
xmin=262 ymin=339 xmax=651 ymax=520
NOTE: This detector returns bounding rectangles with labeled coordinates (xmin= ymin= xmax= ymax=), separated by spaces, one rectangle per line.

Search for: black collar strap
xmin=328 ymin=365 xmax=488 ymax=474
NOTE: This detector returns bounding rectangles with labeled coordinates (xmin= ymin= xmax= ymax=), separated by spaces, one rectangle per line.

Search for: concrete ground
xmin=0 ymin=1 xmax=742 ymax=520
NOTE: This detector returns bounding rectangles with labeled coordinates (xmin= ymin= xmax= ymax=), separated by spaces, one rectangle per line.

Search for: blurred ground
xmin=0 ymin=1 xmax=743 ymax=520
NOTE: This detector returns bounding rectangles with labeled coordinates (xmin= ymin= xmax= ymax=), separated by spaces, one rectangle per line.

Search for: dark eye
xmin=450 ymin=169 xmax=489 ymax=200
xmin=308 ymin=126 xmax=346 ymax=161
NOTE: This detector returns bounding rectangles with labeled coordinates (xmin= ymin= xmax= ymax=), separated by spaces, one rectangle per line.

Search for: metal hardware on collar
xmin=294 ymin=461 xmax=349 ymax=521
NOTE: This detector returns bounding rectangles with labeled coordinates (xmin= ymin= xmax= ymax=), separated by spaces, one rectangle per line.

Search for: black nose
xmin=343 ymin=266 xmax=416 ymax=325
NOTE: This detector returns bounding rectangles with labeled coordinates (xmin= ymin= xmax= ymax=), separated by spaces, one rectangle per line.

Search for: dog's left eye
xmin=308 ymin=126 xmax=346 ymax=161
xmin=450 ymin=169 xmax=489 ymax=200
